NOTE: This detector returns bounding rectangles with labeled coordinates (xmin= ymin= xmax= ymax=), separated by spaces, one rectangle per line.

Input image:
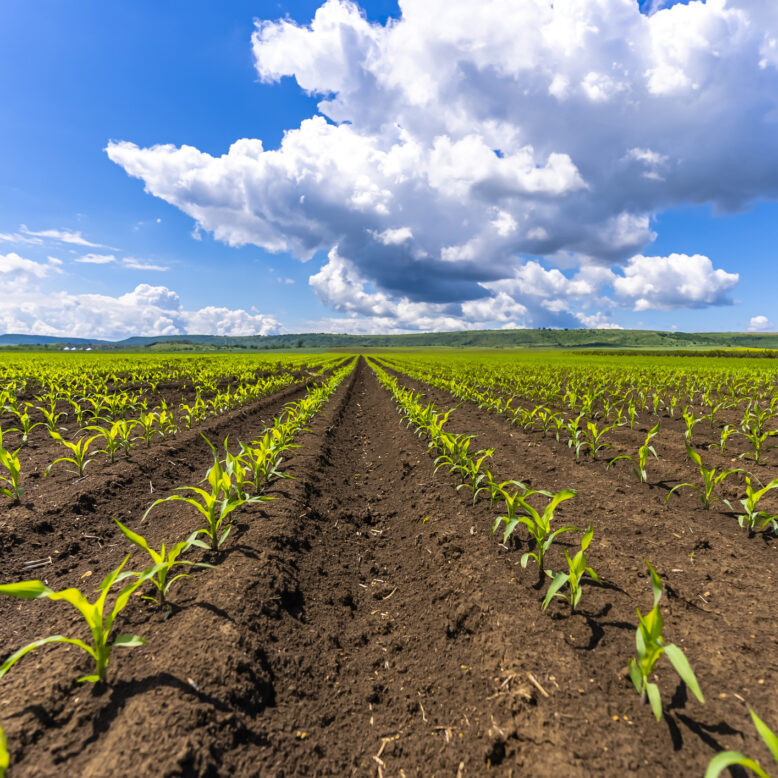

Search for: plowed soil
xmin=1 ymin=357 xmax=776 ymax=776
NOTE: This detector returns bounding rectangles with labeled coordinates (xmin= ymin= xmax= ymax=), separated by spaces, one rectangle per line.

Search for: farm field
xmin=0 ymin=351 xmax=776 ymax=776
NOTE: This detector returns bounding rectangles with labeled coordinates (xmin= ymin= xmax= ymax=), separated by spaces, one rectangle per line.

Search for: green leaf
xmin=645 ymin=560 xmax=663 ymax=607
xmin=47 ymin=587 xmax=95 ymax=624
xmin=0 ymin=722 xmax=8 ymax=775
xmin=705 ymin=752 xmax=768 ymax=778
xmin=666 ymin=483 xmax=695 ymax=502
xmin=664 ymin=643 xmax=704 ymax=703
xmin=586 ymin=567 xmax=601 ymax=584
xmin=0 ymin=580 xmax=53 ymax=599
xmin=502 ymin=518 xmax=519 ymax=544
xmin=627 ymin=658 xmax=643 ymax=694
xmin=114 ymin=519 xmax=154 ymax=556
xmin=542 ymin=572 xmax=569 ymax=610
xmin=0 ymin=636 xmax=95 ymax=679
xmin=749 ymin=708 xmax=778 ymax=764
xmin=685 ymin=444 xmax=702 ymax=468
xmin=77 ymin=674 xmax=101 ymax=684
xmin=542 ymin=488 xmax=577 ymax=520
xmin=646 ymin=681 xmax=663 ymax=721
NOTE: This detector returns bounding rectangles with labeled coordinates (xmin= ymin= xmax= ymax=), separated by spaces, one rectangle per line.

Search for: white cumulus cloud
xmin=0 ymin=252 xmax=279 ymax=340
xmin=613 ymin=253 xmax=739 ymax=310
xmin=106 ymin=0 xmax=770 ymax=331
xmin=748 ymin=315 xmax=773 ymax=332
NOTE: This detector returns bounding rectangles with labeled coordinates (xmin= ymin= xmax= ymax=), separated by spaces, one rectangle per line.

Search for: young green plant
xmin=0 ymin=721 xmax=7 ymax=778
xmin=45 ymin=432 xmax=100 ymax=477
xmin=725 ymin=476 xmax=778 ymax=535
xmin=608 ymin=421 xmax=660 ymax=483
xmin=517 ymin=489 xmax=579 ymax=572
xmin=491 ymin=483 xmax=549 ymax=544
xmin=114 ymin=520 xmax=213 ymax=606
xmin=628 ymin=561 xmax=704 ymax=721
xmin=578 ymin=421 xmax=619 ymax=461
xmin=542 ymin=524 xmax=600 ymax=612
xmin=705 ymin=707 xmax=778 ymax=778
xmin=666 ymin=445 xmax=743 ymax=510
xmin=143 ymin=448 xmax=270 ymax=552
xmin=0 ymin=555 xmax=156 ymax=684
xmin=0 ymin=430 xmax=23 ymax=503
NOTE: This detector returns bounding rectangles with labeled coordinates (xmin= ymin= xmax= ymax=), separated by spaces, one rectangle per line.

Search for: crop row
xmin=0 ymin=356 xmax=346 ymax=506
xmin=368 ymin=357 xmax=777 ymax=777
xmin=378 ymin=357 xmax=778 ymax=539
xmin=379 ymin=353 xmax=778 ymax=454
xmin=0 ymin=358 xmax=356 ymax=771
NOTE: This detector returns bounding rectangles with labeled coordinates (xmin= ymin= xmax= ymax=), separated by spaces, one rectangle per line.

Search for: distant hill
xmin=0 ymin=334 xmax=108 ymax=346
xmin=2 ymin=328 xmax=778 ymax=351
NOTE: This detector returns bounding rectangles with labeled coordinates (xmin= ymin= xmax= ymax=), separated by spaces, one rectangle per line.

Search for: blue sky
xmin=1 ymin=0 xmax=776 ymax=338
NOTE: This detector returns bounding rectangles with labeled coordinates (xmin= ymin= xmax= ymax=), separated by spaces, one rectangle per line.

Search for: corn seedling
xmin=45 ymin=432 xmax=100 ymax=477
xmin=452 ymin=447 xmax=494 ymax=497
xmin=565 ymin=414 xmax=585 ymax=449
xmin=608 ymin=422 xmax=660 ymax=483
xmin=514 ymin=405 xmax=541 ymax=432
xmin=133 ymin=411 xmax=161 ymax=447
xmin=709 ymin=424 xmax=737 ymax=456
xmin=8 ymin=411 xmax=43 ymax=447
xmin=490 ymin=483 xmax=549 ymax=544
xmin=705 ymin=707 xmax=778 ymax=778
xmin=86 ymin=420 xmax=134 ymax=463
xmin=0 ymin=555 xmax=156 ymax=684
xmin=741 ymin=404 xmax=775 ymax=437
xmin=682 ymin=408 xmax=704 ymax=445
xmin=240 ymin=431 xmax=298 ymax=490
xmin=739 ymin=427 xmax=778 ymax=465
xmin=628 ymin=561 xmax=704 ymax=721
xmin=157 ymin=408 xmax=178 ymax=438
xmin=38 ymin=405 xmax=67 ymax=434
xmin=517 ymin=489 xmax=579 ymax=571
xmin=725 ymin=476 xmax=778 ymax=535
xmin=549 ymin=413 xmax=567 ymax=442
xmin=68 ymin=399 xmax=87 ymax=427
xmin=542 ymin=525 xmax=600 ymax=612
xmin=0 ymin=437 xmax=23 ymax=503
xmin=666 ymin=445 xmax=743 ymax=510
xmin=144 ymin=457 xmax=269 ymax=551
xmin=114 ymin=520 xmax=213 ymax=606
xmin=203 ymin=434 xmax=254 ymax=500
